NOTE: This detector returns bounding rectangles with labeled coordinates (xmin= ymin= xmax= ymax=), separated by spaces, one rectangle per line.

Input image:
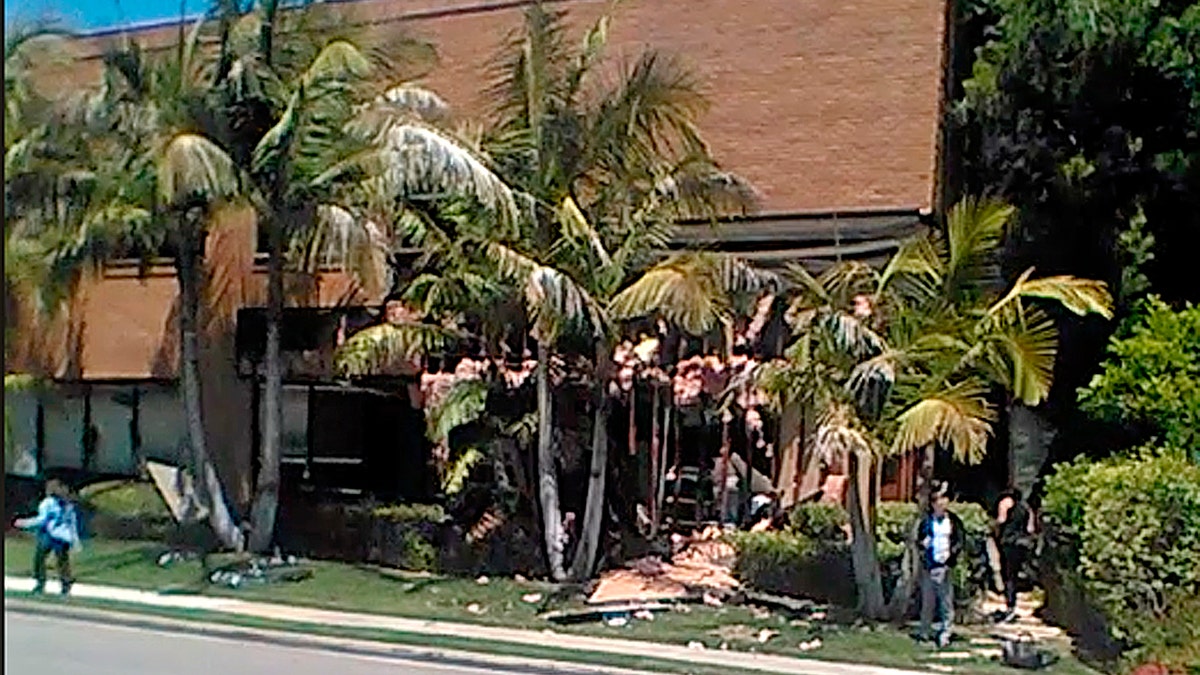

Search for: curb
xmin=6 ymin=598 xmax=660 ymax=675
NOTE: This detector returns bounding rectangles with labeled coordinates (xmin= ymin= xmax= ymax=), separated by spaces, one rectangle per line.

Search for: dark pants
xmin=999 ymin=544 xmax=1025 ymax=610
xmin=33 ymin=533 xmax=72 ymax=592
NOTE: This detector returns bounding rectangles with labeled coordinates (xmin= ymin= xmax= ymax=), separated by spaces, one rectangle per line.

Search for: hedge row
xmin=1042 ymin=450 xmax=1200 ymax=672
xmin=731 ymin=500 xmax=992 ymax=612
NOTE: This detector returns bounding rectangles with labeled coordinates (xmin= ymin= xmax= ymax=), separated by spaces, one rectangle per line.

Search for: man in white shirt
xmin=915 ymin=487 xmax=965 ymax=647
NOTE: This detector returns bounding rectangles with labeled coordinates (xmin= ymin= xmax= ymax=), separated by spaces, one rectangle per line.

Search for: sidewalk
xmin=5 ymin=576 xmax=928 ymax=675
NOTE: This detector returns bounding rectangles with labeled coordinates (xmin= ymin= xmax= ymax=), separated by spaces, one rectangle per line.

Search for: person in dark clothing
xmin=915 ymin=487 xmax=965 ymax=648
xmin=995 ymin=487 xmax=1034 ymax=622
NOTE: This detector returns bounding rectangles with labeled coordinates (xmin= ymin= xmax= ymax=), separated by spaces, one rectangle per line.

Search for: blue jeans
xmin=919 ymin=565 xmax=954 ymax=640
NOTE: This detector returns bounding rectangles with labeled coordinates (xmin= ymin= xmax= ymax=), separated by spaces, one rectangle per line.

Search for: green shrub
xmin=729 ymin=530 xmax=855 ymax=606
xmin=787 ymin=502 xmax=849 ymax=544
xmin=398 ymin=530 xmax=439 ymax=572
xmin=1078 ymin=297 xmax=1200 ymax=457
xmin=79 ymin=481 xmax=171 ymax=521
xmin=875 ymin=501 xmax=920 ymax=562
xmin=367 ymin=503 xmax=446 ymax=573
xmin=371 ymin=503 xmax=447 ymax=524
xmin=1043 ymin=450 xmax=1200 ymax=665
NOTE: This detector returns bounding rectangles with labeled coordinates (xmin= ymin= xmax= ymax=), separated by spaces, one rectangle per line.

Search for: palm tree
xmin=327 ymin=2 xmax=759 ymax=579
xmin=759 ymin=197 xmax=1113 ymax=619
xmin=481 ymin=2 xmax=760 ymax=580
xmin=156 ymin=134 xmax=243 ymax=550
xmin=76 ymin=22 xmax=250 ymax=549
xmin=227 ymin=10 xmax=521 ymax=551
xmin=5 ymin=20 xmax=251 ymax=549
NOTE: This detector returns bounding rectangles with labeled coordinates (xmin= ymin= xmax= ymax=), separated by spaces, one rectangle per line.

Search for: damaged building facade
xmin=6 ymin=0 xmax=955 ymax=517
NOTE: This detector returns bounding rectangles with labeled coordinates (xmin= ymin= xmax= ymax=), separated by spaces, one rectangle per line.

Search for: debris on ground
xmin=156 ymin=550 xmax=201 ymax=567
xmin=798 ymin=638 xmax=823 ymax=651
xmin=712 ymin=625 xmax=759 ymax=642
xmin=207 ymin=553 xmax=313 ymax=589
xmin=542 ymin=601 xmax=672 ymax=625
xmin=465 ymin=603 xmax=485 ymax=614
xmin=587 ymin=526 xmax=738 ymax=605
xmin=475 ymin=575 xmax=490 ymax=585
xmin=521 ymin=593 xmax=544 ymax=604
xmin=742 ymin=591 xmax=820 ymax=618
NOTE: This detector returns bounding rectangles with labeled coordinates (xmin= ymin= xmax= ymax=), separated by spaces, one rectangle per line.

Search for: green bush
xmin=787 ymin=502 xmax=849 ymax=544
xmin=78 ymin=481 xmax=174 ymax=540
xmin=79 ymin=481 xmax=171 ymax=521
xmin=368 ymin=503 xmax=446 ymax=573
xmin=371 ymin=503 xmax=447 ymax=524
xmin=1043 ymin=450 xmax=1200 ymax=669
xmin=1078 ymin=297 xmax=1200 ymax=458
xmin=729 ymin=530 xmax=855 ymax=606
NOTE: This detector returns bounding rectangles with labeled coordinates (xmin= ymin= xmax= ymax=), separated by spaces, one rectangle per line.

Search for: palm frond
xmin=813 ymin=403 xmax=877 ymax=463
xmin=328 ymin=121 xmax=520 ymax=228
xmin=300 ymin=39 xmax=373 ymax=89
xmin=157 ymin=133 xmax=239 ymax=208
xmin=557 ymin=195 xmax=611 ymax=266
xmin=589 ymin=50 xmax=708 ymax=173
xmin=979 ymin=308 xmax=1059 ymax=406
xmin=820 ymin=311 xmax=887 ymax=360
xmin=608 ymin=254 xmax=729 ymax=336
xmin=846 ymin=349 xmax=901 ymax=413
xmin=652 ymin=157 xmax=761 ymax=220
xmin=334 ymin=321 xmax=459 ymax=376
xmin=890 ymin=383 xmax=996 ymax=463
xmin=375 ymin=83 xmax=450 ymax=122
xmin=426 ymin=377 xmax=489 ymax=444
xmin=944 ymin=197 xmax=1014 ymax=294
xmin=442 ymin=447 xmax=484 ymax=496
xmin=879 ymin=232 xmax=943 ymax=303
xmin=302 ymin=204 xmax=391 ymax=297
xmin=488 ymin=241 xmax=605 ymax=340
xmin=989 ymin=268 xmax=1114 ymax=320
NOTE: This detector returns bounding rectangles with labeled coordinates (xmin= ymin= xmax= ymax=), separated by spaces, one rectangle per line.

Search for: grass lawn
xmin=5 ymin=534 xmax=1101 ymax=675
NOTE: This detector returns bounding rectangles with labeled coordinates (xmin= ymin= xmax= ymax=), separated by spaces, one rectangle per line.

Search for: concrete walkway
xmin=4 ymin=576 xmax=929 ymax=675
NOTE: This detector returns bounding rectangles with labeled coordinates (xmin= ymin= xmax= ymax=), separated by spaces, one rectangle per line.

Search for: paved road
xmin=5 ymin=612 xmax=558 ymax=675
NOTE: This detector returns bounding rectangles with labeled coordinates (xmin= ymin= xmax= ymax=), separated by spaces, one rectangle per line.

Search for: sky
xmin=5 ymin=0 xmax=209 ymax=33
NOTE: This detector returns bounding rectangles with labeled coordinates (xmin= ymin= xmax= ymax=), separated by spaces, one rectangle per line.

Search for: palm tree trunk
xmin=887 ymin=446 xmax=935 ymax=620
xmin=652 ymin=401 xmax=672 ymax=537
xmin=537 ymin=339 xmax=566 ymax=581
xmin=847 ymin=449 xmax=886 ymax=619
xmin=649 ymin=384 xmax=661 ymax=529
xmin=176 ymin=219 xmax=242 ymax=551
xmin=628 ymin=383 xmax=637 ymax=457
xmin=248 ymin=213 xmax=284 ymax=553
xmin=570 ymin=342 xmax=611 ymax=580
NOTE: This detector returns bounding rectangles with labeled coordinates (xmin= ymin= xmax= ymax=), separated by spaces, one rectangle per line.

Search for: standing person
xmin=915 ymin=486 xmax=965 ymax=648
xmin=995 ymin=487 xmax=1034 ymax=622
xmin=13 ymin=478 xmax=80 ymax=595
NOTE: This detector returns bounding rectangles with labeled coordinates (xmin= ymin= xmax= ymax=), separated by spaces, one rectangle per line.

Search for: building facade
xmin=7 ymin=0 xmax=951 ymax=508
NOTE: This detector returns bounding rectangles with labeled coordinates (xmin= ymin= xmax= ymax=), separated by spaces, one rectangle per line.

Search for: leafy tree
xmin=953 ymin=0 xmax=1200 ymax=462
xmin=1079 ymin=297 xmax=1200 ymax=459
